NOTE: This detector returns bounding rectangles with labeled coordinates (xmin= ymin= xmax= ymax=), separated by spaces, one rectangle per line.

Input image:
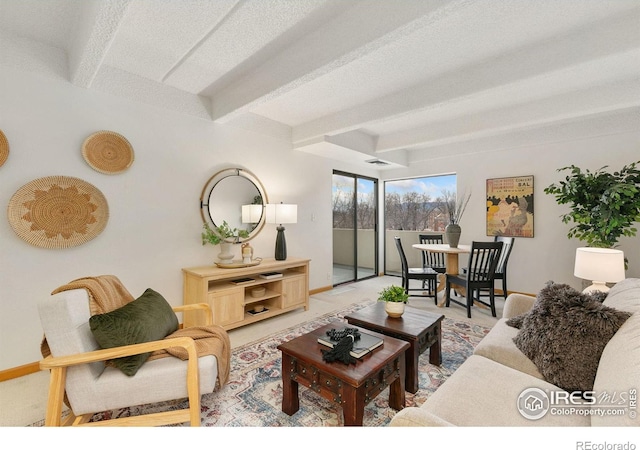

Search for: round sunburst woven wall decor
xmin=82 ymin=130 xmax=134 ymax=174
xmin=0 ymin=129 xmax=9 ymax=167
xmin=7 ymin=176 xmax=109 ymax=249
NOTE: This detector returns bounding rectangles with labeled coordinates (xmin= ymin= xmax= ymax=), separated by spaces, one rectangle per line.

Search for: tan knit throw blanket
xmin=43 ymin=275 xmax=230 ymax=387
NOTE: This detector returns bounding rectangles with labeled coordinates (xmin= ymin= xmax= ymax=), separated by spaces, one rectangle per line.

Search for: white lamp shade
xmin=266 ymin=204 xmax=297 ymax=224
xmin=242 ymin=204 xmax=263 ymax=223
xmin=574 ymin=247 xmax=625 ymax=284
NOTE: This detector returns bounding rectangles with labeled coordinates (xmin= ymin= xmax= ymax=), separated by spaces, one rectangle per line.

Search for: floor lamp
xmin=266 ymin=203 xmax=297 ymax=260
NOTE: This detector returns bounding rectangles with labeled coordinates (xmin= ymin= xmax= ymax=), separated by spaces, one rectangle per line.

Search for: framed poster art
xmin=486 ymin=175 xmax=534 ymax=237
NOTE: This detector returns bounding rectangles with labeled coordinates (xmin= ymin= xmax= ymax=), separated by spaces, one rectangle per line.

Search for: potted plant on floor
xmin=378 ymin=285 xmax=409 ymax=318
xmin=202 ymin=221 xmax=250 ymax=263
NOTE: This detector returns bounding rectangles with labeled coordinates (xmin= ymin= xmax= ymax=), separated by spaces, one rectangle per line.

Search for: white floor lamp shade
xmin=574 ymin=247 xmax=625 ymax=293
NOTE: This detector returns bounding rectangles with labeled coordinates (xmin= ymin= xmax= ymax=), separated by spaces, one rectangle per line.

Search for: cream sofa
xmin=389 ymin=278 xmax=640 ymax=426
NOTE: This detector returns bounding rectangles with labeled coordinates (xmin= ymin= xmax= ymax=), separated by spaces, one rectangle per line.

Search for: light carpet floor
xmin=0 ymin=275 xmax=503 ymax=427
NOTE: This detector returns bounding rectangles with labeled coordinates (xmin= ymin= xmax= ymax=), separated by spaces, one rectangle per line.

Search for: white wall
xmin=1 ymin=66 xmax=638 ymax=371
xmin=380 ymin=133 xmax=640 ymax=294
xmin=0 ymin=67 xmax=376 ymax=370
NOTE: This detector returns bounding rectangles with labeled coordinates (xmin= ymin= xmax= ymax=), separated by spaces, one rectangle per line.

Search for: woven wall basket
xmin=0 ymin=129 xmax=8 ymax=167
xmin=8 ymin=176 xmax=109 ymax=249
xmin=82 ymin=130 xmax=134 ymax=174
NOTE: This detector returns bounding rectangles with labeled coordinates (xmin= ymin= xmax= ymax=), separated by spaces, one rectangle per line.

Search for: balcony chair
xmin=395 ymin=236 xmax=438 ymax=303
xmin=445 ymin=241 xmax=503 ymax=318
xmin=418 ymin=234 xmax=447 ymax=294
xmin=38 ymin=275 xmax=230 ymax=427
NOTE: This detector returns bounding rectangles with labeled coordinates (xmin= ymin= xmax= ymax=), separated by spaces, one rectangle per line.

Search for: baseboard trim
xmin=0 ymin=361 xmax=40 ymax=382
xmin=310 ymin=285 xmax=333 ymax=295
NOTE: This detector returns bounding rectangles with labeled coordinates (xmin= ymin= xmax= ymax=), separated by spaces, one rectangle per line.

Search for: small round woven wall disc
xmin=7 ymin=175 xmax=109 ymax=249
xmin=0 ymin=129 xmax=9 ymax=167
xmin=82 ymin=130 xmax=134 ymax=174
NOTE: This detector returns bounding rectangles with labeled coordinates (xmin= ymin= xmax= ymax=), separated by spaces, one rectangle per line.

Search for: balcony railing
xmin=333 ymin=229 xmax=444 ymax=274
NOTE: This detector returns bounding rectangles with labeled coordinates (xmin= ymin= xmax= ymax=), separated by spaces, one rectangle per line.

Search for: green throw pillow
xmin=89 ymin=288 xmax=179 ymax=376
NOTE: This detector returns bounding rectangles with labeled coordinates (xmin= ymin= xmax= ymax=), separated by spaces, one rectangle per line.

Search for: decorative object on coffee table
xmin=318 ymin=327 xmax=383 ymax=362
xmin=345 ymin=302 xmax=444 ymax=394
xmin=377 ymin=285 xmax=409 ymax=317
xmin=82 ymin=130 xmax=134 ymax=174
xmin=7 ymin=175 xmax=109 ymax=249
xmin=0 ymin=129 xmax=9 ymax=167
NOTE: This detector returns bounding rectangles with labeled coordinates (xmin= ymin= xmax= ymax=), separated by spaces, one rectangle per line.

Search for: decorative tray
xmin=215 ymin=258 xmax=262 ymax=269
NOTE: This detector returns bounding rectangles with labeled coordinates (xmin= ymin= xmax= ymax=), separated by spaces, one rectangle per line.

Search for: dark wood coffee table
xmin=277 ymin=323 xmax=409 ymax=426
xmin=345 ymin=302 xmax=444 ymax=394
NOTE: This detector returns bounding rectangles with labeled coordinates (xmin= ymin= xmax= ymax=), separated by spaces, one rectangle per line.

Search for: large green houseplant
xmin=544 ymin=161 xmax=640 ymax=250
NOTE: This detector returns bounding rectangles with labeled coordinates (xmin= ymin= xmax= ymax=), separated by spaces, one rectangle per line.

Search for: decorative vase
xmin=445 ymin=223 xmax=461 ymax=248
xmin=241 ymin=242 xmax=253 ymax=264
xmin=217 ymin=242 xmax=234 ymax=263
xmin=385 ymin=302 xmax=405 ymax=318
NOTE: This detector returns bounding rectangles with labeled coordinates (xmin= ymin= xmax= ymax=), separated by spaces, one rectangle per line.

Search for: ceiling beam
xmin=291 ymin=11 xmax=640 ymax=145
xmin=210 ymin=0 xmax=475 ymax=122
xmin=407 ymin=107 xmax=640 ymax=163
xmin=376 ymin=74 xmax=640 ymax=152
xmin=69 ymin=0 xmax=132 ymax=88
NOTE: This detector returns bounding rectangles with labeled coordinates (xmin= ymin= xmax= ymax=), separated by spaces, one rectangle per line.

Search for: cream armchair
xmin=38 ymin=287 xmax=224 ymax=427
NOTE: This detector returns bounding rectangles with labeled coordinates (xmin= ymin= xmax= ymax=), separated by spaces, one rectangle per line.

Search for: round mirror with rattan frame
xmin=200 ymin=168 xmax=268 ymax=243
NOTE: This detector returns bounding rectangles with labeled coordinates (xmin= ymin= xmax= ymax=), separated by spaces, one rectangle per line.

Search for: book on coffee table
xmin=317 ymin=329 xmax=383 ymax=359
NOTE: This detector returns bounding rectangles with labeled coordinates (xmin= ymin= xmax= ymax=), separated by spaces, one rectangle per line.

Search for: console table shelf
xmin=182 ymin=257 xmax=310 ymax=330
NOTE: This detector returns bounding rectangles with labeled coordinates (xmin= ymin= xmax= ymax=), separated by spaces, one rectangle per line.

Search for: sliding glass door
xmin=332 ymin=171 xmax=378 ymax=285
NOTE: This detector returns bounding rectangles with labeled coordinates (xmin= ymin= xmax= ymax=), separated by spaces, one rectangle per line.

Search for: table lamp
xmin=266 ymin=203 xmax=297 ymax=260
xmin=242 ymin=204 xmax=263 ymax=224
xmin=573 ymin=247 xmax=625 ymax=293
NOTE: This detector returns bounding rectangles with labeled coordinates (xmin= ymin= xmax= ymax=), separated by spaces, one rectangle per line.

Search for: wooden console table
xmin=182 ymin=257 xmax=310 ymax=330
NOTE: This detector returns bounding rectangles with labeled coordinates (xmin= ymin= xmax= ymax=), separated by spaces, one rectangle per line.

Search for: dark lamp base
xmin=275 ymin=226 xmax=287 ymax=261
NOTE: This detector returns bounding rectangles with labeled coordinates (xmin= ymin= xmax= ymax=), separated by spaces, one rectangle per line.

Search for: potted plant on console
xmin=378 ymin=285 xmax=409 ymax=318
xmin=202 ymin=221 xmax=250 ymax=263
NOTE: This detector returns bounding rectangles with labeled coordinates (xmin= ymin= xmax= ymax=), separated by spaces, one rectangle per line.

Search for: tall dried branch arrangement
xmin=440 ymin=189 xmax=471 ymax=224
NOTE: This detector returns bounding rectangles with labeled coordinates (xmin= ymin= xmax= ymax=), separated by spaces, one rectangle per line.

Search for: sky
xmin=385 ymin=174 xmax=456 ymax=198
xmin=333 ymin=173 xmax=457 ymax=202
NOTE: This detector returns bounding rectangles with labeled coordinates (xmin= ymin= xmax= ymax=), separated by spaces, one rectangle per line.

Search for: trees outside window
xmin=385 ymin=175 xmax=457 ymax=232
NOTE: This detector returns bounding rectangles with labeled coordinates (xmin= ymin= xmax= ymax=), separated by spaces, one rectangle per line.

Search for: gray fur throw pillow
xmin=511 ymin=281 xmax=630 ymax=392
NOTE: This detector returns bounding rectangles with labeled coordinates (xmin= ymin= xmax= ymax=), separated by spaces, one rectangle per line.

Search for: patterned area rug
xmin=36 ymin=300 xmax=491 ymax=427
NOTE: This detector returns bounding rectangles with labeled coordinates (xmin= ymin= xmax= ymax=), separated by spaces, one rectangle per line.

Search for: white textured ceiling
xmin=1 ymin=0 xmax=639 ymax=170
